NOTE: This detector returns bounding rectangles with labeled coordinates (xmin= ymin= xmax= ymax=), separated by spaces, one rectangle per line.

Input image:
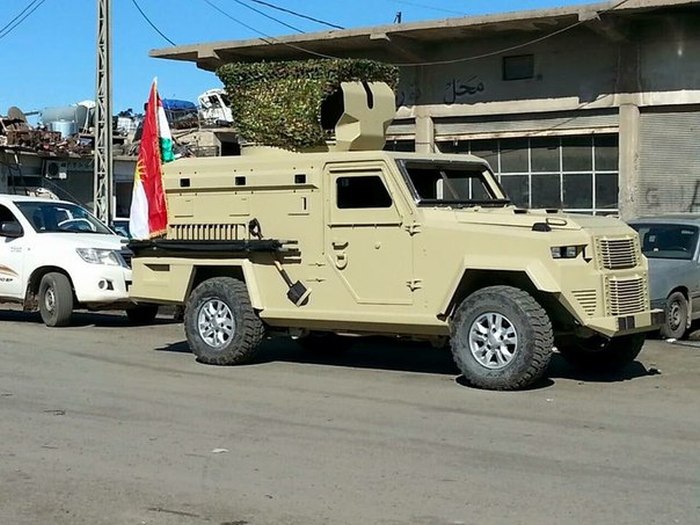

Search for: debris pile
xmin=1 ymin=108 xmax=94 ymax=157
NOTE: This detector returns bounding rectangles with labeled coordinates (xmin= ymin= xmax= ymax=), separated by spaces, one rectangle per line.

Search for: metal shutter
xmin=638 ymin=109 xmax=700 ymax=215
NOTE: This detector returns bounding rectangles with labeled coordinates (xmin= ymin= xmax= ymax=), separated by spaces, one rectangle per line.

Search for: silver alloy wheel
xmin=668 ymin=300 xmax=682 ymax=331
xmin=44 ymin=286 xmax=56 ymax=313
xmin=197 ymin=298 xmax=235 ymax=348
xmin=468 ymin=312 xmax=518 ymax=369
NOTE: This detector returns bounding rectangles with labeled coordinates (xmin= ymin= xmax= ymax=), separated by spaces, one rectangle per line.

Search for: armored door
xmin=325 ymin=167 xmax=413 ymax=305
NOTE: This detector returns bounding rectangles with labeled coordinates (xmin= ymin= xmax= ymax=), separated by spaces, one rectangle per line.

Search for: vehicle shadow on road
xmin=156 ymin=336 xmax=660 ymax=389
xmin=546 ymin=354 xmax=661 ymax=383
xmin=0 ymin=309 xmax=178 ymax=328
xmin=157 ymin=336 xmax=462 ymax=375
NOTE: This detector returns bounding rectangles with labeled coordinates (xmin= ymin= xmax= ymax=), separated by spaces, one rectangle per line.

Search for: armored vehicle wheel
xmin=660 ymin=291 xmax=688 ymax=340
xmin=184 ymin=277 xmax=265 ymax=365
xmin=450 ymin=286 xmax=553 ymax=391
xmin=126 ymin=304 xmax=159 ymax=325
xmin=296 ymin=333 xmax=354 ymax=354
xmin=38 ymin=272 xmax=74 ymax=327
xmin=557 ymin=333 xmax=645 ymax=372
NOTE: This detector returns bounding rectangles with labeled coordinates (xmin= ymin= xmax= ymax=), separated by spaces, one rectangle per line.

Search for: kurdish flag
xmin=129 ymin=79 xmax=174 ymax=239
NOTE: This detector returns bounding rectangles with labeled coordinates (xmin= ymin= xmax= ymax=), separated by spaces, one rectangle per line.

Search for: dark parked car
xmin=628 ymin=215 xmax=700 ymax=339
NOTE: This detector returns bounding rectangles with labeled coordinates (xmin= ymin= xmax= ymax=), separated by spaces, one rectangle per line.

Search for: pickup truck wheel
xmin=126 ymin=304 xmax=159 ymax=325
xmin=558 ymin=333 xmax=645 ymax=372
xmin=660 ymin=291 xmax=688 ymax=340
xmin=38 ymin=272 xmax=73 ymax=327
xmin=184 ymin=277 xmax=265 ymax=365
xmin=450 ymin=286 xmax=553 ymax=391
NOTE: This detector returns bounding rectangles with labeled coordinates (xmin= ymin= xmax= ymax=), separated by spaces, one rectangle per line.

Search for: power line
xmin=0 ymin=0 xmax=48 ymax=41
xmin=203 ymin=0 xmax=348 ymax=59
xmin=246 ymin=0 xmax=344 ymax=30
xmin=232 ymin=0 xmax=304 ymax=33
xmin=202 ymin=0 xmax=276 ymax=45
xmin=206 ymin=0 xmax=633 ymax=68
xmin=396 ymin=0 xmax=634 ymax=67
xmin=390 ymin=1 xmax=465 ymax=16
xmin=0 ymin=0 xmax=40 ymax=35
xmin=129 ymin=0 xmax=176 ymax=46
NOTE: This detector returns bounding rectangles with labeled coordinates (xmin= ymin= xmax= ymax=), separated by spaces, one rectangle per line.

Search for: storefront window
xmin=500 ymin=138 xmax=529 ymax=173
xmin=562 ymin=136 xmax=593 ymax=171
xmin=563 ymin=173 xmax=593 ymax=209
xmin=437 ymin=133 xmax=619 ymax=215
xmin=469 ymin=139 xmax=499 ymax=169
xmin=530 ymin=137 xmax=559 ymax=172
xmin=595 ymin=173 xmax=619 ymax=210
xmin=384 ymin=140 xmax=415 ymax=152
xmin=594 ymin=135 xmax=618 ymax=171
xmin=499 ymin=175 xmax=529 ymax=208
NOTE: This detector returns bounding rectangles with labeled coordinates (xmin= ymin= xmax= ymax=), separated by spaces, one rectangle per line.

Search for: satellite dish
xmin=6 ymin=106 xmax=30 ymax=132
xmin=7 ymin=106 xmax=27 ymax=122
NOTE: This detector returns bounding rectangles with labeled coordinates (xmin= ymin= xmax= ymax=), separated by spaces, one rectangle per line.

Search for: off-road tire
xmin=450 ymin=286 xmax=553 ymax=391
xmin=38 ymin=272 xmax=74 ymax=327
xmin=126 ymin=304 xmax=160 ymax=325
xmin=660 ymin=291 xmax=688 ymax=340
xmin=558 ymin=333 xmax=645 ymax=372
xmin=297 ymin=333 xmax=354 ymax=354
xmin=184 ymin=277 xmax=265 ymax=365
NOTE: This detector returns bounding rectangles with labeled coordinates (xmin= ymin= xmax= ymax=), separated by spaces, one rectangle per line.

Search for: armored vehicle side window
xmin=398 ymin=160 xmax=508 ymax=206
xmin=336 ymin=176 xmax=392 ymax=209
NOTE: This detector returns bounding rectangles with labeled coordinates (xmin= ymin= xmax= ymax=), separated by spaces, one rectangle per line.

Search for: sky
xmin=0 ymin=0 xmax=591 ymax=119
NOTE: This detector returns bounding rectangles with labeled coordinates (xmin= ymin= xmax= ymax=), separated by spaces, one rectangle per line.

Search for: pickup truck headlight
xmin=550 ymin=245 xmax=584 ymax=259
xmin=76 ymin=248 xmax=123 ymax=266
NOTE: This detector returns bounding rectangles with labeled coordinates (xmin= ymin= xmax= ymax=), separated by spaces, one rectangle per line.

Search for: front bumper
xmin=72 ymin=264 xmax=133 ymax=305
xmin=582 ymin=308 xmax=665 ymax=338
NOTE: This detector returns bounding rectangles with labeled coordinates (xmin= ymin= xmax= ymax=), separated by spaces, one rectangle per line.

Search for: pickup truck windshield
xmin=630 ymin=223 xmax=699 ymax=260
xmin=16 ymin=201 xmax=112 ymax=235
xmin=398 ymin=160 xmax=509 ymax=206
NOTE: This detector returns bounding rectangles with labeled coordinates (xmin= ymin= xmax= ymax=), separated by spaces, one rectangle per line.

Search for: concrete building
xmin=151 ymin=0 xmax=700 ymax=220
xmin=0 ymin=148 xmax=139 ymax=217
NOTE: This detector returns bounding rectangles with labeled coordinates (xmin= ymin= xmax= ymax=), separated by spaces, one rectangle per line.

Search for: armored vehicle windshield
xmin=397 ymin=159 xmax=510 ymax=207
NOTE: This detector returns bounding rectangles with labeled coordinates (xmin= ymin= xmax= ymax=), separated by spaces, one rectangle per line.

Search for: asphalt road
xmin=1 ymin=309 xmax=698 ymax=525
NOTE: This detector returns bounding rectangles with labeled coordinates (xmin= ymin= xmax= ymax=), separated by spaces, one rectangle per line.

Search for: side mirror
xmin=0 ymin=221 xmax=23 ymax=238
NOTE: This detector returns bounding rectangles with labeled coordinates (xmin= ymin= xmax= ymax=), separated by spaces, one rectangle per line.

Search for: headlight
xmin=76 ymin=248 xmax=123 ymax=266
xmin=550 ymin=245 xmax=584 ymax=259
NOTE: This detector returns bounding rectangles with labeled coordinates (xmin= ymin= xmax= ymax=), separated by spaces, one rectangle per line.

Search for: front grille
xmin=119 ymin=249 xmax=133 ymax=268
xmin=597 ymin=237 xmax=639 ymax=270
xmin=605 ymin=276 xmax=647 ymax=316
xmin=572 ymin=289 xmax=597 ymax=317
xmin=169 ymin=223 xmax=247 ymax=241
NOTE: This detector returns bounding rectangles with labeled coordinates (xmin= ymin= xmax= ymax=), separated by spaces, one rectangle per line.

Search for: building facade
xmin=0 ymin=149 xmax=137 ymax=217
xmin=152 ymin=0 xmax=700 ymax=220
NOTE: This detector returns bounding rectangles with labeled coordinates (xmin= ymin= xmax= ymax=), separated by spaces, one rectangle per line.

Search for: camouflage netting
xmin=216 ymin=58 xmax=400 ymax=151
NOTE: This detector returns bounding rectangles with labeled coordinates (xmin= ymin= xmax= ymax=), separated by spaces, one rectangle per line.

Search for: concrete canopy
xmin=149 ymin=0 xmax=696 ymax=70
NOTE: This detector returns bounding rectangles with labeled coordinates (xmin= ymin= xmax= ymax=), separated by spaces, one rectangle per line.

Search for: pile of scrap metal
xmin=0 ymin=106 xmax=92 ymax=157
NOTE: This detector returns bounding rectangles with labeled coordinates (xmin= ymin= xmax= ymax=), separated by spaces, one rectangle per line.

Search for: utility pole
xmin=94 ymin=0 xmax=113 ymax=223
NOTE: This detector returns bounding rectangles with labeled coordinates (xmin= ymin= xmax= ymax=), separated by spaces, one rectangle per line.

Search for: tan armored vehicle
xmin=129 ymin=80 xmax=663 ymax=390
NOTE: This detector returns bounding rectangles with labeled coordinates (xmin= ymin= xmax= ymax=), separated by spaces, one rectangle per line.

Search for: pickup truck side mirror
xmin=0 ymin=221 xmax=23 ymax=238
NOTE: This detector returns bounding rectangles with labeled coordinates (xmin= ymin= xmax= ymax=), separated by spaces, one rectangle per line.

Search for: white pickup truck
xmin=0 ymin=194 xmax=158 ymax=326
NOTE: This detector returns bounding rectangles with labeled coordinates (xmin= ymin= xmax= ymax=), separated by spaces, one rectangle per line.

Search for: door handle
xmin=335 ymin=252 xmax=348 ymax=270
xmin=331 ymin=240 xmax=348 ymax=249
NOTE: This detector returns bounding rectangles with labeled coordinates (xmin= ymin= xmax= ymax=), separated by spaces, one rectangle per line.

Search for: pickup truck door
xmin=325 ymin=167 xmax=414 ymax=305
xmin=0 ymin=204 xmax=28 ymax=298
